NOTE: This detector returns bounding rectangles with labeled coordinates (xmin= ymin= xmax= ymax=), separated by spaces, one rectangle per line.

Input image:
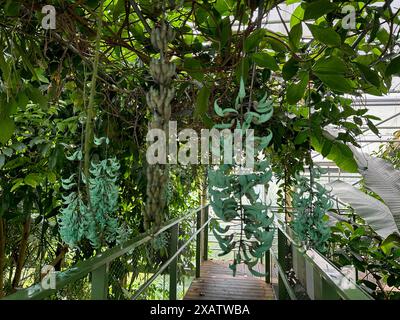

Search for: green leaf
xmin=195 ymin=86 xmax=211 ymax=118
xmin=289 ymin=23 xmax=302 ymax=49
xmin=381 ymin=234 xmax=400 ymax=255
xmin=10 ymin=178 xmax=24 ymax=192
xmin=0 ymin=117 xmax=15 ymax=144
xmin=282 ymin=57 xmax=299 ymax=80
xmin=244 ymin=29 xmax=265 ymax=52
xmin=355 ymin=62 xmax=380 ymax=87
xmin=303 ymin=0 xmax=337 ymax=20
xmin=314 ymin=73 xmax=355 ymax=93
xmin=0 ymin=50 xmax=10 ymax=81
xmin=113 ymin=0 xmax=126 ymax=19
xmin=219 ymin=17 xmax=231 ymax=47
xmin=286 ymin=71 xmax=309 ymax=104
xmin=290 ymin=4 xmax=304 ymax=27
xmin=308 ymin=24 xmax=341 ymax=47
xmin=252 ymin=52 xmax=279 ymax=71
xmin=24 ymin=173 xmax=43 ymax=188
xmin=294 ymin=131 xmax=308 ymax=145
xmin=385 ymin=55 xmax=400 ymax=77
xmin=367 ymin=119 xmax=379 ymax=136
xmin=321 ymin=139 xmax=333 ymax=157
xmin=313 ymin=56 xmax=347 ymax=75
xmin=311 ymin=134 xmax=358 ymax=173
xmin=33 ymin=68 xmax=49 ymax=84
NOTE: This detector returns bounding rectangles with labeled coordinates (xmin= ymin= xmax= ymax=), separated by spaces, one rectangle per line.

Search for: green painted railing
xmin=268 ymin=221 xmax=374 ymax=300
xmin=3 ymin=204 xmax=210 ymax=300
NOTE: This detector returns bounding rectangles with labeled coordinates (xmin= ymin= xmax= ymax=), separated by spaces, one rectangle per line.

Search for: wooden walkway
xmin=184 ymin=260 xmax=275 ymax=300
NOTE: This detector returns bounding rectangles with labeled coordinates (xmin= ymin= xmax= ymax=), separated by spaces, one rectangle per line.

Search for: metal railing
xmin=267 ymin=221 xmax=374 ymax=300
xmin=3 ymin=204 xmax=210 ymax=300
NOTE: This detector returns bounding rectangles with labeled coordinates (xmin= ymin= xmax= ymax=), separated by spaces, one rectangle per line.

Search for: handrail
xmin=3 ymin=204 xmax=209 ymax=300
xmin=269 ymin=250 xmax=297 ymax=300
xmin=132 ymin=216 xmax=213 ymax=299
xmin=272 ymin=221 xmax=373 ymax=300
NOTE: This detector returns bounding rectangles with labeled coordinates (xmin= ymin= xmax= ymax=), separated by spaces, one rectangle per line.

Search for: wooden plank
xmin=184 ymin=260 xmax=275 ymax=300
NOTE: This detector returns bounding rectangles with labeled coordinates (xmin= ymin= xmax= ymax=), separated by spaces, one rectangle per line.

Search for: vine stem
xmin=84 ymin=0 xmax=104 ymax=199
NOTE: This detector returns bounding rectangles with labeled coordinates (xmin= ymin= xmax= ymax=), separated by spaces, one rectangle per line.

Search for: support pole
xmin=278 ymin=228 xmax=290 ymax=300
xmin=91 ymin=263 xmax=109 ymax=300
xmin=203 ymin=205 xmax=209 ymax=261
xmin=169 ymin=223 xmax=179 ymax=300
xmin=196 ymin=210 xmax=201 ymax=278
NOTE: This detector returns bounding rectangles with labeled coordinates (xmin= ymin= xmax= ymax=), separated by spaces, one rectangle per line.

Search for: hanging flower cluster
xmin=58 ymin=137 xmax=128 ymax=249
xmin=208 ymin=79 xmax=275 ymax=276
xmin=144 ymin=20 xmax=176 ymax=230
xmin=291 ymin=167 xmax=332 ymax=252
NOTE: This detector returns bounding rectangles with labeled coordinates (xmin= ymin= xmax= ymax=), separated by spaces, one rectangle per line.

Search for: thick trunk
xmin=0 ymin=218 xmax=6 ymax=298
xmin=11 ymin=216 xmax=31 ymax=291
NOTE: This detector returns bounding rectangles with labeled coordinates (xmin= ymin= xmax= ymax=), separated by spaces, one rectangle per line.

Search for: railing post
xmin=265 ymin=249 xmax=271 ymax=284
xmin=278 ymin=228 xmax=290 ymax=300
xmin=264 ymin=226 xmax=271 ymax=283
xmin=196 ymin=210 xmax=201 ymax=278
xmin=91 ymin=263 xmax=109 ymax=300
xmin=203 ymin=205 xmax=209 ymax=261
xmin=169 ymin=223 xmax=179 ymax=300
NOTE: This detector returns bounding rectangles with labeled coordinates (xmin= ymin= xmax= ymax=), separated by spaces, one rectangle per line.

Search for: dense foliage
xmin=0 ymin=0 xmax=399 ymax=299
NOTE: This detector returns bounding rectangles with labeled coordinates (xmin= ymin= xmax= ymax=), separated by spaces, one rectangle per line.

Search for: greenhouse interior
xmin=1 ymin=0 xmax=400 ymax=308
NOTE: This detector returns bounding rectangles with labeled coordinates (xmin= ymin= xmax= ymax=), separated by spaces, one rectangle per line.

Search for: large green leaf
xmin=303 ymin=0 xmax=337 ymax=20
xmin=290 ymin=4 xmax=304 ymax=27
xmin=244 ymin=29 xmax=265 ymax=52
xmin=252 ymin=52 xmax=279 ymax=71
xmin=385 ymin=55 xmax=400 ymax=77
xmin=24 ymin=173 xmax=43 ymax=188
xmin=286 ymin=71 xmax=309 ymax=104
xmin=282 ymin=57 xmax=299 ymax=81
xmin=311 ymin=133 xmax=358 ymax=173
xmin=314 ymin=73 xmax=355 ymax=93
xmin=289 ymin=23 xmax=302 ymax=49
xmin=313 ymin=56 xmax=347 ymax=74
xmin=355 ymin=62 xmax=380 ymax=87
xmin=308 ymin=24 xmax=341 ymax=47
